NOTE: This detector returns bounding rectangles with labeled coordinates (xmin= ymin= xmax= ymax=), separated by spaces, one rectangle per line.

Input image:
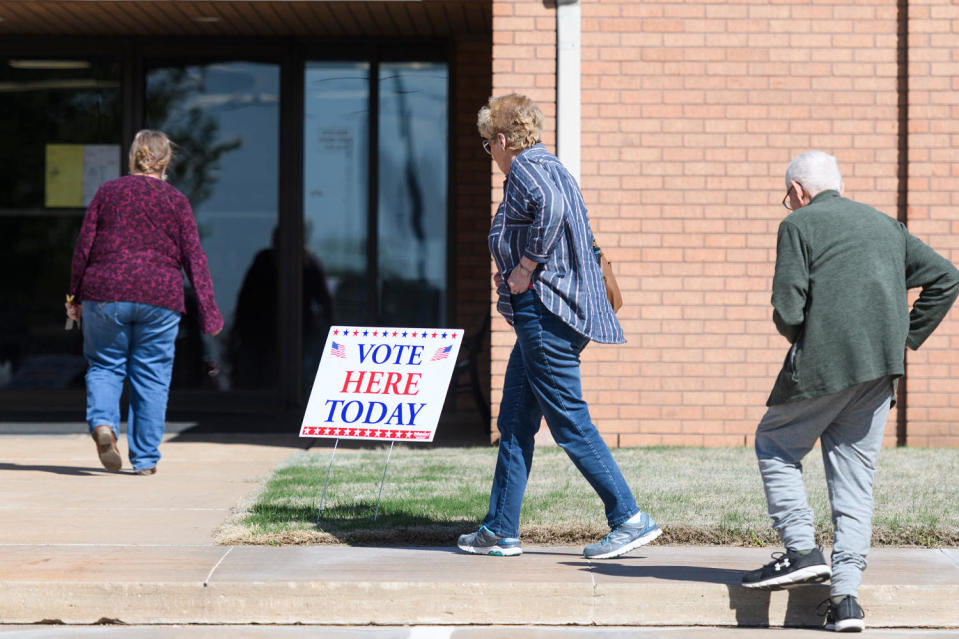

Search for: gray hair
xmin=785 ymin=151 xmax=843 ymax=197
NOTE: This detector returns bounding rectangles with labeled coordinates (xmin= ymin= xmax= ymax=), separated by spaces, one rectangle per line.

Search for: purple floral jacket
xmin=69 ymin=174 xmax=223 ymax=335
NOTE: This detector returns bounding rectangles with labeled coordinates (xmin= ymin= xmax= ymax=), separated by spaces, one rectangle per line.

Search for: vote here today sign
xmin=300 ymin=326 xmax=464 ymax=443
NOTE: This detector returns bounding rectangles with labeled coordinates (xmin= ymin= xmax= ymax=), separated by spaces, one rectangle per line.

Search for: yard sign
xmin=300 ymin=326 xmax=463 ymax=443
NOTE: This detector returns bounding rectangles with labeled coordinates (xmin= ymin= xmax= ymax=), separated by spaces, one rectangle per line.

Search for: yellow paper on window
xmin=45 ymin=144 xmax=84 ymax=208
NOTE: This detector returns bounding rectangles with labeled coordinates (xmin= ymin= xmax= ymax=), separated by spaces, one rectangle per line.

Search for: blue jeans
xmin=482 ymin=291 xmax=639 ymax=538
xmin=755 ymin=376 xmax=894 ymax=598
xmin=82 ymin=301 xmax=181 ymax=471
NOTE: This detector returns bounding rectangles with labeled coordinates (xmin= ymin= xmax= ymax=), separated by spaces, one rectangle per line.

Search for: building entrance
xmin=0 ymin=42 xmax=449 ymax=422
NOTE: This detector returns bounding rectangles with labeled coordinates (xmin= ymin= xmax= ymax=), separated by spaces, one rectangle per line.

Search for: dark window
xmin=0 ymin=57 xmax=121 ymax=390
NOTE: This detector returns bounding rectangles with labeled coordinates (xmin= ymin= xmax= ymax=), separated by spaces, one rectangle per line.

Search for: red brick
xmin=482 ymin=0 xmax=958 ymax=447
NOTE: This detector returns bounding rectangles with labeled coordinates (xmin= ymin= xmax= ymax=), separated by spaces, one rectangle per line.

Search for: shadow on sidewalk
xmin=0 ymin=462 xmax=115 ymax=476
xmin=575 ymin=561 xmax=742 ymax=583
xmin=724 ymin=584 xmax=828 ymax=628
xmin=574 ymin=560 xmax=828 ymax=627
xmin=255 ymin=501 xmax=479 ymax=546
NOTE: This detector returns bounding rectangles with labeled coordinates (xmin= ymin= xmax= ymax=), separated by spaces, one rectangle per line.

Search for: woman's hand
xmin=65 ymin=299 xmax=82 ymax=322
xmin=493 ymin=272 xmax=504 ymax=288
xmin=507 ymin=259 xmax=536 ymax=294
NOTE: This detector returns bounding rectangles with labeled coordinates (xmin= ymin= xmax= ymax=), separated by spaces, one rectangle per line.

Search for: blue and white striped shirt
xmin=488 ymin=144 xmax=625 ymax=344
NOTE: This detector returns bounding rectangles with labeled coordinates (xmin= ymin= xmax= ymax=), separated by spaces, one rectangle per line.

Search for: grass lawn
xmin=215 ymin=445 xmax=959 ymax=548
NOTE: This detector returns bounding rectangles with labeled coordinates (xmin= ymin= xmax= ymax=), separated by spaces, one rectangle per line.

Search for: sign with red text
xmin=300 ymin=326 xmax=464 ymax=442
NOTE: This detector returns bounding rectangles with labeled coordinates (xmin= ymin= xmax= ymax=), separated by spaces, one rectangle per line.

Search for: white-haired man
xmin=741 ymin=151 xmax=959 ymax=632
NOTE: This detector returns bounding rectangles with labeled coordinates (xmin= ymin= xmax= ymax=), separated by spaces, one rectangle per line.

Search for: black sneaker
xmin=742 ymin=548 xmax=831 ymax=590
xmin=818 ymin=595 xmax=866 ymax=632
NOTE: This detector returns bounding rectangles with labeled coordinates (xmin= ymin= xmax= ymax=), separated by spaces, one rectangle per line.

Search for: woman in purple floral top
xmin=66 ymin=130 xmax=223 ymax=475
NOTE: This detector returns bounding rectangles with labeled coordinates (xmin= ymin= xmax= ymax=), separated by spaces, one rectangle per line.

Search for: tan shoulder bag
xmin=592 ymin=238 xmax=623 ymax=313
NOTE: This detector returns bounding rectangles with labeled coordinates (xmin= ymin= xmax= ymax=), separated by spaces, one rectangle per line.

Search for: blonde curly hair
xmin=128 ymin=129 xmax=174 ymax=176
xmin=477 ymin=93 xmax=543 ymax=151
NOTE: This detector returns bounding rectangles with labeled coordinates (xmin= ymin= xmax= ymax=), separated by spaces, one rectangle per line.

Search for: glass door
xmin=0 ymin=46 xmax=449 ymax=416
xmin=303 ymin=62 xmax=449 ymax=314
xmin=377 ymin=62 xmax=449 ymax=326
xmin=145 ymin=61 xmax=280 ymax=393
xmin=302 ymin=61 xmax=370 ymax=364
xmin=302 ymin=58 xmax=449 ymax=399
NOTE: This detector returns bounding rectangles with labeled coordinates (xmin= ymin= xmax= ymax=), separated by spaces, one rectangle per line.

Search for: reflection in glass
xmin=378 ymin=63 xmax=448 ymax=326
xmin=303 ymin=62 xmax=370 ymax=325
xmin=0 ymin=57 xmax=121 ymax=389
xmin=303 ymin=63 xmax=370 ymax=388
xmin=146 ymin=62 xmax=279 ymax=391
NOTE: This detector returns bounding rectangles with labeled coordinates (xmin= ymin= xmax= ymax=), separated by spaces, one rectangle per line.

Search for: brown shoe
xmin=92 ymin=425 xmax=122 ymax=472
xmin=134 ymin=467 xmax=157 ymax=476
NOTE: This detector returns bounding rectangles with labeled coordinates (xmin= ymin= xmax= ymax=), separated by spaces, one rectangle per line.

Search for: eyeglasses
xmin=782 ymin=185 xmax=795 ymax=210
xmin=482 ymin=138 xmax=492 ymax=155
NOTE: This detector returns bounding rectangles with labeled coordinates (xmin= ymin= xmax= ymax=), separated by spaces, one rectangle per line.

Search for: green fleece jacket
xmin=768 ymin=190 xmax=959 ymax=406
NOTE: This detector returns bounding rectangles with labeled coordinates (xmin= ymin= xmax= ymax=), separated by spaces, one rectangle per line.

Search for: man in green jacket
xmin=741 ymin=151 xmax=959 ymax=632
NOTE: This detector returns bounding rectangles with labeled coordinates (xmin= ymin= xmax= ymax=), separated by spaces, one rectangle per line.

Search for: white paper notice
xmin=82 ymin=145 xmax=120 ymax=206
xmin=300 ymin=326 xmax=463 ymax=443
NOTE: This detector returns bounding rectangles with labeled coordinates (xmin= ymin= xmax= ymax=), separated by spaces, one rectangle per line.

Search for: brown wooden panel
xmin=346 ymin=2 xmax=381 ymax=37
xmin=246 ymin=2 xmax=286 ymax=36
xmin=185 ymin=1 xmax=236 ymax=36
xmin=268 ymin=1 xmax=308 ymax=36
xmin=98 ymin=2 xmax=145 ymax=34
xmin=144 ymin=1 xmax=202 ymax=35
xmin=405 ymin=2 xmax=437 ymax=38
xmin=365 ymin=2 xmax=400 ymax=37
xmin=443 ymin=2 xmax=467 ymax=36
xmin=327 ymin=3 xmax=363 ymax=36
xmin=300 ymin=2 xmax=338 ymax=37
xmin=208 ymin=1 xmax=259 ymax=36
xmin=466 ymin=2 xmax=491 ymax=33
xmin=42 ymin=2 xmax=102 ymax=34
xmin=0 ymin=1 xmax=493 ymax=38
xmin=96 ymin=2 xmax=143 ymax=33
xmin=109 ymin=1 xmax=161 ymax=35
xmin=383 ymin=2 xmax=414 ymax=36
xmin=127 ymin=0 xmax=178 ymax=35
xmin=106 ymin=1 xmax=156 ymax=35
xmin=0 ymin=2 xmax=55 ymax=34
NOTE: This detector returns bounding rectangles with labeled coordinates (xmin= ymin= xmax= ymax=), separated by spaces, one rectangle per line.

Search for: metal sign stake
xmin=373 ymin=441 xmax=395 ymax=521
xmin=315 ymin=438 xmax=339 ymax=522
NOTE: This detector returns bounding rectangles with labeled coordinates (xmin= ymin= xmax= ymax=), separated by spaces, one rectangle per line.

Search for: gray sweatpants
xmin=755 ymin=375 xmax=894 ymax=597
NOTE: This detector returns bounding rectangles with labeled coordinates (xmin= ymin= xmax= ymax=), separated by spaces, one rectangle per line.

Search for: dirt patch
xmin=216 ymin=522 xmax=957 ymax=548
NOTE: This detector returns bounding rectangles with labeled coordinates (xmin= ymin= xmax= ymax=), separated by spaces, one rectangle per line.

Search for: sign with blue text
xmin=300 ymin=326 xmax=464 ymax=442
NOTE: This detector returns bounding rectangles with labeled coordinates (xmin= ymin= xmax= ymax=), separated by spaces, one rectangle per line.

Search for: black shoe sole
xmin=742 ymin=565 xmax=831 ymax=590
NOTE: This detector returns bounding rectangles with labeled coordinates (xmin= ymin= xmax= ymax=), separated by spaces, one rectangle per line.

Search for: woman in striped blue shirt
xmin=457 ymin=94 xmax=660 ymax=559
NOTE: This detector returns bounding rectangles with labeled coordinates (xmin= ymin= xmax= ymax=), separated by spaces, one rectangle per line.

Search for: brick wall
xmin=903 ymin=0 xmax=959 ymax=446
xmin=488 ymin=0 xmax=959 ymax=447
xmin=488 ymin=0 xmax=558 ymax=440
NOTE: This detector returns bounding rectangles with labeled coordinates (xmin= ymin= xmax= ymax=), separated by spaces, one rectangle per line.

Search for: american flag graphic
xmin=431 ymin=345 xmax=452 ymax=361
xmin=330 ymin=341 xmax=346 ymax=358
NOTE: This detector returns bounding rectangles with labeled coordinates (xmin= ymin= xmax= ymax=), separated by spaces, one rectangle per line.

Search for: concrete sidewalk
xmin=1 ymin=432 xmax=957 ymax=629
